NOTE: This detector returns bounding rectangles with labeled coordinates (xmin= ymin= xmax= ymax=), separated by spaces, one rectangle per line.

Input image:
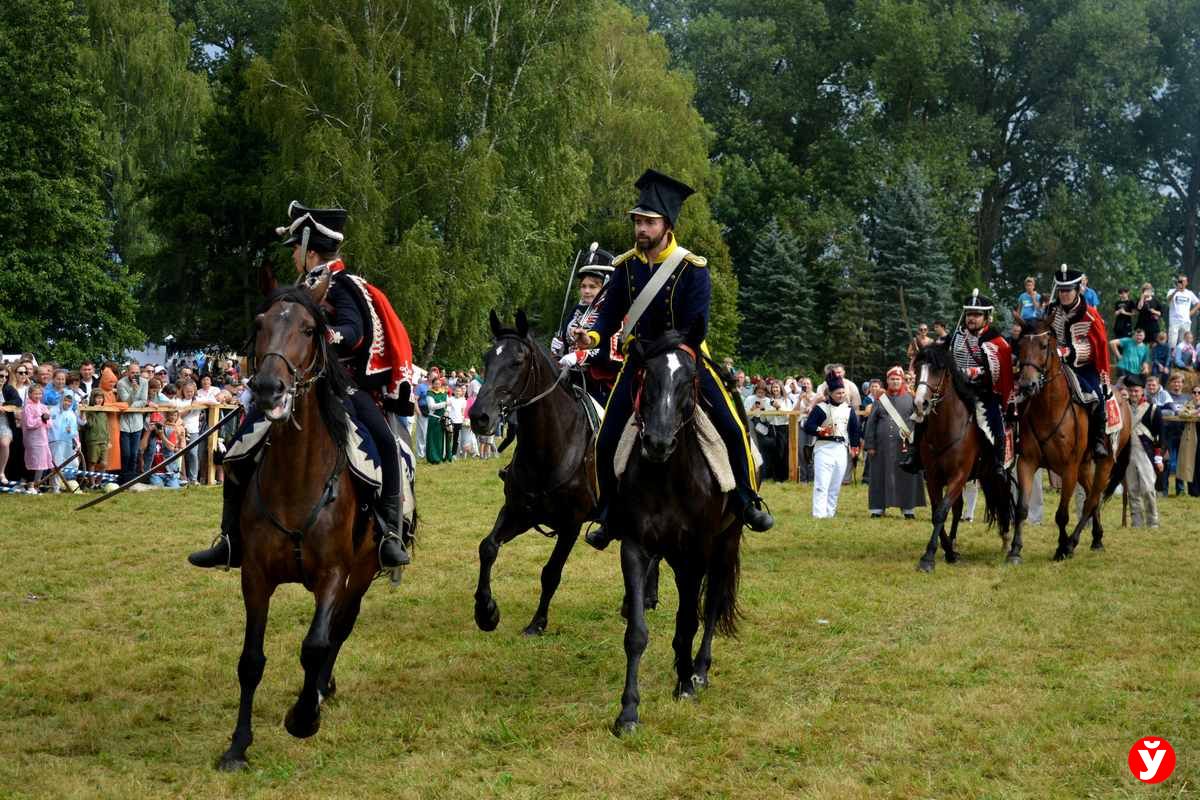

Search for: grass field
xmin=2 ymin=459 xmax=1197 ymax=799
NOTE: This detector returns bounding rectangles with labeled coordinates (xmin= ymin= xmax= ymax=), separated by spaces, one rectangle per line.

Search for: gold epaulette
xmin=682 ymin=252 xmax=707 ymax=267
xmin=611 ymin=248 xmax=637 ymax=266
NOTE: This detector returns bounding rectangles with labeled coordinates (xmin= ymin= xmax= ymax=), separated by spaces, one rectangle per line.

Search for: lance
xmin=74 ymin=406 xmax=243 ymax=511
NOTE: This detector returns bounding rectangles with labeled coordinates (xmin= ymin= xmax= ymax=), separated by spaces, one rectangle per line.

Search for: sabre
xmin=557 ymin=245 xmax=588 ymax=337
xmin=74 ymin=406 xmax=244 ymax=511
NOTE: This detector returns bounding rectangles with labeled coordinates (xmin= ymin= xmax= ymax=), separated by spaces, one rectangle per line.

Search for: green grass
xmin=1 ymin=460 xmax=1197 ymax=799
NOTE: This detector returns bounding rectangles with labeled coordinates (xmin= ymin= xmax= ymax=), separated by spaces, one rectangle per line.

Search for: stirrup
xmin=378 ymin=530 xmax=411 ymax=569
xmin=189 ymin=532 xmax=235 ymax=571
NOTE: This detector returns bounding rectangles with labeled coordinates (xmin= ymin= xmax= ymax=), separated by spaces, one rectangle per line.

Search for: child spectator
xmin=1172 ymin=331 xmax=1196 ymax=369
xmin=1151 ymin=330 xmax=1172 ymax=381
xmin=49 ymin=391 xmax=79 ymax=490
xmin=447 ymin=383 xmax=468 ymax=458
xmin=22 ymin=384 xmax=53 ymax=488
xmin=82 ymin=389 xmax=110 ymax=488
xmin=144 ymin=410 xmax=182 ymax=488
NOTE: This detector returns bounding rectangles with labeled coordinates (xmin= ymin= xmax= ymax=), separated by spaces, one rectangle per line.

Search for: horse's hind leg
xmin=614 ymin=539 xmax=650 ymax=736
xmin=475 ymin=506 xmax=527 ymax=632
xmin=692 ymin=523 xmax=739 ymax=691
xmin=1071 ymin=459 xmax=1107 ymax=554
xmin=644 ymin=556 xmax=662 ymax=610
xmin=1053 ymin=467 xmax=1078 ymax=561
xmin=1009 ymin=455 xmax=1036 ymax=565
xmin=670 ymin=559 xmax=703 ymax=701
xmin=523 ymin=524 xmax=579 ymax=636
xmin=217 ymin=569 xmax=275 ymax=772
xmin=285 ymin=575 xmax=339 ymax=739
xmin=317 ymin=578 xmax=369 ymax=701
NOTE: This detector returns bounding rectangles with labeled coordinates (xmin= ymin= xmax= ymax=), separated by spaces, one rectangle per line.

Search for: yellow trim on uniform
xmin=593 ymin=358 xmax=631 ymax=495
xmin=700 ymin=340 xmax=759 ymax=493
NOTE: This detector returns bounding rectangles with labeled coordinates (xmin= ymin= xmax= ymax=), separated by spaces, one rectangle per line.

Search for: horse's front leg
xmin=1009 ymin=455 xmax=1037 ymax=565
xmin=316 ymin=560 xmax=374 ymax=701
xmin=475 ymin=506 xmax=527 ymax=632
xmin=918 ymin=480 xmax=945 ymax=573
xmin=670 ymin=559 xmax=703 ymax=701
xmin=1054 ymin=466 xmax=1079 ymax=561
xmin=614 ymin=538 xmax=650 ymax=736
xmin=644 ymin=556 xmax=662 ymax=610
xmin=524 ymin=522 xmax=579 ymax=636
xmin=943 ymin=495 xmax=963 ymax=563
xmin=217 ymin=568 xmax=275 ymax=771
xmin=285 ymin=572 xmax=340 ymax=739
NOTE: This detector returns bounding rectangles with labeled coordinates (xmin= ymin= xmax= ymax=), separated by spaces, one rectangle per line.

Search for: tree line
xmin=2 ymin=0 xmax=1197 ymax=377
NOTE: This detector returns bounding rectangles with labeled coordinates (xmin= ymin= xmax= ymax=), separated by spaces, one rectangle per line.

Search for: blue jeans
xmin=119 ymin=430 xmax=142 ymax=483
xmin=183 ymin=446 xmax=199 ymax=483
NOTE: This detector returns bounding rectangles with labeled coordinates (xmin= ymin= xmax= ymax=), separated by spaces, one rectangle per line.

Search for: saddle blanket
xmin=613 ymin=407 xmax=761 ymax=493
xmin=225 ymin=394 xmax=386 ymax=492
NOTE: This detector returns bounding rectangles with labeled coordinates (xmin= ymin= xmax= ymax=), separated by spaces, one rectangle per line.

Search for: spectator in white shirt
xmin=446 ymin=384 xmax=468 ymax=458
xmin=176 ymin=380 xmax=203 ymax=483
xmin=1166 ymin=273 xmax=1200 ymax=349
xmin=195 ymin=374 xmax=221 ymax=403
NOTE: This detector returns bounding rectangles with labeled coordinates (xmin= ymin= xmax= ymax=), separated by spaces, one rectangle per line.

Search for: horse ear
xmin=489 ymin=309 xmax=502 ymax=337
xmin=685 ymin=316 xmax=705 ymax=349
xmin=515 ymin=309 xmax=529 ymax=337
xmin=304 ymin=265 xmax=331 ymax=305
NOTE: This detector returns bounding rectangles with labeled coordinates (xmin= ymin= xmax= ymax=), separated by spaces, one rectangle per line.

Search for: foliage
xmin=0 ymin=0 xmax=142 ymax=363
xmin=739 ymin=218 xmax=813 ymax=368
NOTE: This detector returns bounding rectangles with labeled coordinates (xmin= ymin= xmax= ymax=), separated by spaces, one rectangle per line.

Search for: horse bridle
xmin=1016 ymin=329 xmax=1074 ymax=447
xmin=633 ymin=343 xmax=700 ymax=438
xmin=1017 ymin=329 xmax=1054 ymax=397
xmin=253 ymin=304 xmax=328 ymax=430
xmin=493 ymin=334 xmax=566 ymax=416
xmin=914 ymin=366 xmax=947 ymax=417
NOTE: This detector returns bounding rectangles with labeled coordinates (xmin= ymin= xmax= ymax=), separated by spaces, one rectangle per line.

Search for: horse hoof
xmin=323 ymin=676 xmax=337 ymax=701
xmin=1091 ymin=543 xmax=1104 ymax=552
xmin=1006 ymin=555 xmax=1022 ymax=566
xmin=216 ymin=752 xmax=248 ymax=772
xmin=643 ymin=597 xmax=659 ymax=611
xmin=917 ymin=560 xmax=935 ymax=574
xmin=945 ymin=552 xmax=960 ymax=564
xmin=612 ymin=719 xmax=639 ymax=737
xmin=691 ymin=673 xmax=709 ymax=691
xmin=1053 ymin=551 xmax=1067 ymax=562
xmin=673 ymin=685 xmax=698 ymax=702
xmin=521 ymin=622 xmax=545 ymax=637
xmin=474 ymin=599 xmax=500 ymax=632
xmin=284 ymin=707 xmax=321 ymax=739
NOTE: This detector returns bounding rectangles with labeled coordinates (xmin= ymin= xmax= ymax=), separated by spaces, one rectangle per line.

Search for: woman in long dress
xmin=425 ymin=378 xmax=450 ymax=464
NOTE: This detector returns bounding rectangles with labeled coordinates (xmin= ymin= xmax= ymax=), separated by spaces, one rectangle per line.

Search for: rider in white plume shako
xmin=574 ymin=169 xmax=774 ymax=550
xmin=901 ymin=289 xmax=1013 ymax=481
xmin=551 ymin=246 xmax=622 ymax=405
xmin=188 ymin=202 xmax=414 ymax=570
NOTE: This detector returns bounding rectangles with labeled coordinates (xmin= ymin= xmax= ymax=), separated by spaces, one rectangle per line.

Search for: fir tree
xmin=739 ymin=218 xmax=815 ymax=369
xmin=825 ymin=226 xmax=883 ymax=378
xmin=872 ymin=163 xmax=955 ymax=366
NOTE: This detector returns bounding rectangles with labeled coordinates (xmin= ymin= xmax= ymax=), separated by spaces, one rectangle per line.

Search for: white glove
xmin=559 ymin=351 xmax=580 ymax=368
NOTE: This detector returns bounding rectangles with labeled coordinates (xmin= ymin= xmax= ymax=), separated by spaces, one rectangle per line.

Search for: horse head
xmin=470 ymin=309 xmax=540 ymax=435
xmin=629 ymin=318 xmax=704 ymax=464
xmin=1016 ymin=318 xmax=1058 ymax=400
xmin=250 ymin=277 xmax=333 ymax=423
xmin=911 ymin=344 xmax=952 ymax=422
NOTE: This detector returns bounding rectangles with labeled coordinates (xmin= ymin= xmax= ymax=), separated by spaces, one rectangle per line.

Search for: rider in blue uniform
xmin=577 ymin=170 xmax=774 ymax=550
xmin=188 ymin=203 xmax=410 ymax=570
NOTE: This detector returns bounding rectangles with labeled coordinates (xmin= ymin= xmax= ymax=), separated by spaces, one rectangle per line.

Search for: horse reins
xmin=494 ymin=334 xmax=569 ymax=416
xmin=1017 ymin=330 xmax=1074 ymax=448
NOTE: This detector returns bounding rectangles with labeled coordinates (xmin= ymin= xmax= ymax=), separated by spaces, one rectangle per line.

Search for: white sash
xmin=622 ymin=246 xmax=691 ymax=341
xmin=877 ymin=393 xmax=912 ymax=442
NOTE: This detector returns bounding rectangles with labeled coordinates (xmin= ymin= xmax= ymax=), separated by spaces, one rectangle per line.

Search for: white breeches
xmin=812 ymin=444 xmax=848 ymax=518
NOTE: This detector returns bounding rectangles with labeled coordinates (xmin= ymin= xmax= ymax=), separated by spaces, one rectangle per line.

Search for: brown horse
xmin=215 ymin=277 xmax=398 ymax=771
xmin=911 ymin=345 xmax=1014 ymax=572
xmin=1013 ymin=319 xmax=1131 ymax=561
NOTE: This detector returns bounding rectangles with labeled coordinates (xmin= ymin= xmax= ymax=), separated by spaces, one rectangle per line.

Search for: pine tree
xmin=0 ymin=0 xmax=142 ymax=362
xmin=739 ymin=218 xmax=814 ymax=369
xmin=825 ymin=226 xmax=883 ymax=378
xmin=872 ymin=162 xmax=955 ymax=366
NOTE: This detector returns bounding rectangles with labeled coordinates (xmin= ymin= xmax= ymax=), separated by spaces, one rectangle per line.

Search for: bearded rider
xmin=900 ymin=290 xmax=1013 ymax=480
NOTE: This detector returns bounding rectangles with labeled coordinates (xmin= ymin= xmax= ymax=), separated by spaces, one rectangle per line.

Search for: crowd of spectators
xmin=0 ymin=353 xmax=245 ymax=494
xmin=410 ymin=366 xmax=498 ymax=465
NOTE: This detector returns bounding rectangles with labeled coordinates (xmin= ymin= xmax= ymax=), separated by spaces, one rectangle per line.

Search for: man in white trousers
xmin=803 ymin=371 xmax=862 ymax=518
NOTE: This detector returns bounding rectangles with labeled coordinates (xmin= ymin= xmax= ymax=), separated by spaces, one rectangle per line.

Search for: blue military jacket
xmin=588 ymin=233 xmax=710 ymax=348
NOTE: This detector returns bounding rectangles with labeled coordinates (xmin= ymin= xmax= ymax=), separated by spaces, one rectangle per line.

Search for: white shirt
xmin=195 ymin=386 xmax=221 ymax=403
xmin=1168 ymin=288 xmax=1199 ymax=324
xmin=447 ymin=395 xmax=467 ymax=424
xmin=175 ymin=397 xmax=202 ymax=434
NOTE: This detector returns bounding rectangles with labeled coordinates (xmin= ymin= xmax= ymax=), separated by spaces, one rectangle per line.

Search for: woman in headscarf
xmin=864 ymin=366 xmax=926 ymax=519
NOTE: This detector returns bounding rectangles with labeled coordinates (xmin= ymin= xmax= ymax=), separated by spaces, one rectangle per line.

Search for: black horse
xmin=469 ymin=311 xmax=661 ymax=636
xmin=608 ymin=321 xmax=743 ymax=735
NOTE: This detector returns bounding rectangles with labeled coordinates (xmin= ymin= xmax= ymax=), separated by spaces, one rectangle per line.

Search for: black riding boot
xmin=742 ymin=495 xmax=775 ymax=532
xmin=584 ymin=503 xmax=613 ymax=551
xmin=377 ymin=494 xmax=411 ymax=568
xmin=1090 ymin=403 xmax=1110 ymax=459
xmin=188 ymin=474 xmax=246 ymax=569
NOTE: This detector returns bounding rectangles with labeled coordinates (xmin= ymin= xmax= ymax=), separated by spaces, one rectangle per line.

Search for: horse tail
xmin=979 ymin=467 xmax=1014 ymax=532
xmin=704 ymin=525 xmax=742 ymax=637
xmin=1103 ymin=437 xmax=1132 ymax=501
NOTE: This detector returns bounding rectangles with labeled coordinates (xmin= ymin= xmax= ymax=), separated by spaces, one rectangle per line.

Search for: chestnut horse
xmin=1013 ymin=319 xmax=1131 ymax=561
xmin=215 ymin=277 xmax=402 ymax=770
xmin=911 ymin=345 xmax=1014 ymax=571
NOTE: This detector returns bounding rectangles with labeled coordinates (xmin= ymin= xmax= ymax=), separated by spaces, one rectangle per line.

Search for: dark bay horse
xmin=609 ymin=322 xmax=742 ymax=735
xmin=216 ymin=276 xmax=399 ymax=770
xmin=469 ymin=310 xmax=662 ymax=636
xmin=911 ymin=345 xmax=1014 ymax=572
xmin=1014 ymin=319 xmax=1131 ymax=560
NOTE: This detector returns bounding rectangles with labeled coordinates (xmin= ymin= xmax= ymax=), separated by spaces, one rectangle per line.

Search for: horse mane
xmin=257 ymin=286 xmax=351 ymax=450
xmin=1019 ymin=318 xmax=1055 ymax=340
xmin=630 ymin=330 xmax=690 ymax=364
xmin=914 ymin=343 xmax=981 ymax=409
xmin=493 ymin=324 xmax=560 ymax=378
